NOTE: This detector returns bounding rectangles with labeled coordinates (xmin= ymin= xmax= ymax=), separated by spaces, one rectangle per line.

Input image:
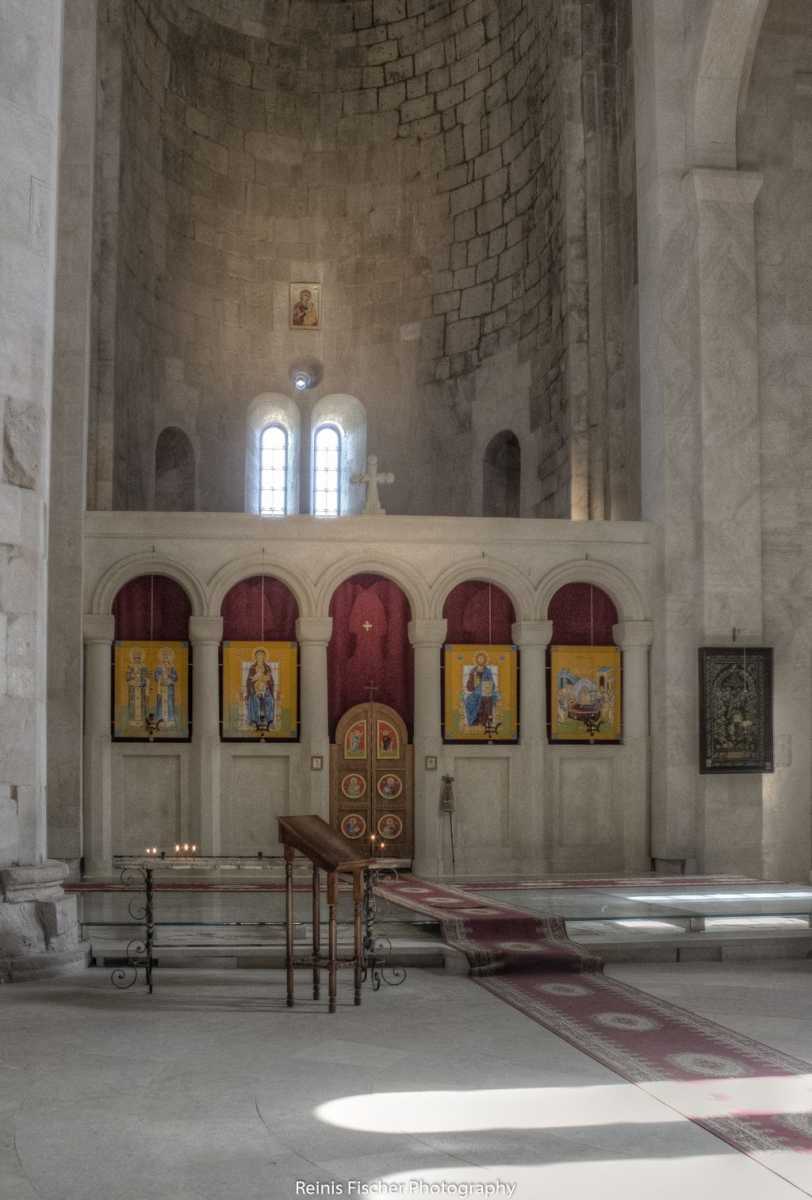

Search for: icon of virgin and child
xmin=244 ymin=648 xmax=276 ymax=729
xmin=464 ymin=652 xmax=500 ymax=728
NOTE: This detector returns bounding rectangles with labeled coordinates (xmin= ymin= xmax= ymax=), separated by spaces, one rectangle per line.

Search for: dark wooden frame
xmin=441 ymin=644 xmax=521 ymax=745
xmin=698 ymin=646 xmax=774 ymax=774
xmin=111 ymin=641 xmax=193 ymax=744
xmin=219 ymin=640 xmax=301 ymax=743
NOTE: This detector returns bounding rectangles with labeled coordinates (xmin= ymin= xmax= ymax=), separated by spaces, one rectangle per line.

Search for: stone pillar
xmin=613 ymin=620 xmax=654 ymax=872
xmin=82 ymin=615 xmax=115 ymax=879
xmin=687 ymin=167 xmax=766 ymax=876
xmin=190 ymin=617 xmax=223 ymax=853
xmin=512 ymin=621 xmax=553 ymax=869
xmin=633 ymin=0 xmax=706 ymax=870
xmin=688 ymin=169 xmax=764 ymax=642
xmin=47 ymin=0 xmax=98 ymax=871
xmin=296 ymin=618 xmax=333 ymax=819
xmin=408 ymin=620 xmax=447 ymax=878
xmin=0 ymin=0 xmax=87 ymax=978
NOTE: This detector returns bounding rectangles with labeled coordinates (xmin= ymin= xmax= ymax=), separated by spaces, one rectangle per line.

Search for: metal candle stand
xmin=362 ymin=867 xmax=407 ymax=991
xmin=109 ymin=838 xmax=407 ymax=1004
xmin=111 ymin=865 xmax=155 ymax=994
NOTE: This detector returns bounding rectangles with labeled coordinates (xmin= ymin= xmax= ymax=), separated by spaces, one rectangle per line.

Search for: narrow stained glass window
xmin=313 ymin=425 xmax=340 ymax=516
xmin=260 ymin=424 xmax=287 ymax=515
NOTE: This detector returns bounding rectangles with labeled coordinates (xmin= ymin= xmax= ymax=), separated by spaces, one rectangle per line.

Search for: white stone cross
xmin=351 ymin=455 xmax=395 ymax=515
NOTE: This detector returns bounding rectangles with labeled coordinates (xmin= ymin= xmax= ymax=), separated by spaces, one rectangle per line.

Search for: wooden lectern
xmin=277 ymin=815 xmax=371 ymax=1013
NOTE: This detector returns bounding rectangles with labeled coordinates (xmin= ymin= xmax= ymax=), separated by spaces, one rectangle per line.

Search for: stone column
xmin=189 ymin=617 xmax=223 ymax=853
xmin=512 ymin=621 xmax=553 ymax=869
xmin=408 ymin=620 xmax=447 ymax=878
xmin=296 ymin=618 xmax=333 ymax=819
xmin=613 ymin=620 xmax=654 ymax=872
xmin=0 ymin=0 xmax=87 ymax=978
xmin=47 ymin=0 xmax=98 ymax=870
xmin=687 ymin=167 xmax=766 ymax=875
xmin=82 ymin=615 xmax=115 ymax=879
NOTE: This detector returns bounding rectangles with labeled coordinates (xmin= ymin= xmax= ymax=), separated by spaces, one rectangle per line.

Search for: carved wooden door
xmin=331 ymin=702 xmax=413 ymax=862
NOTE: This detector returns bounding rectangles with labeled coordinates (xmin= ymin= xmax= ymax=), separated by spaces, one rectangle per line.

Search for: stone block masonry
xmin=94 ymin=0 xmax=637 ymax=522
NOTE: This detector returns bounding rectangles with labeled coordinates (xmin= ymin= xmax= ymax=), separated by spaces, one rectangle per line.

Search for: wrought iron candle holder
xmin=362 ymin=866 xmax=407 ymax=991
xmin=111 ymin=864 xmax=155 ymax=993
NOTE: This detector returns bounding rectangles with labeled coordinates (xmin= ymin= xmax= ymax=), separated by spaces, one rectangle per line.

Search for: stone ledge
xmin=0 ymin=860 xmax=70 ymax=902
xmin=0 ymin=943 xmax=90 ymax=983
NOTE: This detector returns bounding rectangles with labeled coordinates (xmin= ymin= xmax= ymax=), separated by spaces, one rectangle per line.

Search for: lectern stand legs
xmin=327 ymin=871 xmax=338 ymax=1014
xmin=312 ymin=863 xmax=320 ymax=1000
xmin=285 ymin=848 xmax=295 ymax=1007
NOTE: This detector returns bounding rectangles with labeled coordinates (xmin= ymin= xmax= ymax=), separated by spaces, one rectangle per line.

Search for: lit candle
xmin=175 ymin=844 xmax=180 ymax=854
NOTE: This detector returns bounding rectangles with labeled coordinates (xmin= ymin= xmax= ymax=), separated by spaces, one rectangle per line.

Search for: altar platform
xmin=69 ymin=873 xmax=812 ymax=970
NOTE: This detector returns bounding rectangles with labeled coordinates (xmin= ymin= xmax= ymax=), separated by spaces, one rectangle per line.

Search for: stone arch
xmin=535 ymin=559 xmax=646 ymax=623
xmin=692 ymin=0 xmax=770 ymax=168
xmin=430 ymin=559 xmax=535 ymax=623
xmin=154 ymin=426 xmax=196 ymax=511
xmin=91 ymin=554 xmax=207 ymax=617
xmin=207 ymin=556 xmax=316 ymax=620
xmin=315 ymin=554 xmax=430 ymax=622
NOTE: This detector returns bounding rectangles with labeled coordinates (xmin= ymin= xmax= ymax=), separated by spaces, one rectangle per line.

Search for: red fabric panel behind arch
xmin=548 ymin=583 xmax=618 ymax=645
xmin=328 ymin=574 xmax=413 ymax=739
xmin=113 ymin=575 xmax=192 ymax=641
xmin=443 ymin=581 xmax=516 ymax=644
xmin=221 ymin=576 xmax=299 ymax=641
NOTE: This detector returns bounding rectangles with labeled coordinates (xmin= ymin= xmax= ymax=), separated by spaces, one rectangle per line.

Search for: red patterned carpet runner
xmin=376 ymin=877 xmax=812 ymax=1167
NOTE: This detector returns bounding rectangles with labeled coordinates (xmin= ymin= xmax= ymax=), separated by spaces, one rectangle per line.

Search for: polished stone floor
xmin=2 ymin=961 xmax=812 ymax=1200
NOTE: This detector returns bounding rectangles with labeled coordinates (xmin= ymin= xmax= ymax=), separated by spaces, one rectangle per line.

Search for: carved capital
xmin=296 ymin=617 xmax=333 ymax=646
xmin=612 ymin=620 xmax=654 ymax=650
xmin=408 ymin=619 xmax=447 ymax=648
xmin=189 ymin=616 xmax=223 ymax=646
xmin=83 ymin=614 xmax=115 ymax=645
xmin=511 ymin=620 xmax=554 ymax=648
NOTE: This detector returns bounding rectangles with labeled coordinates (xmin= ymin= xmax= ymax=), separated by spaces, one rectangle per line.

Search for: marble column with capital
xmin=408 ymin=619 xmax=447 ymax=878
xmin=613 ymin=620 xmax=654 ymax=872
xmin=83 ymin=615 xmax=115 ymax=878
xmin=296 ymin=618 xmax=333 ymax=819
xmin=190 ymin=617 xmax=223 ymax=854
xmin=512 ymin=621 xmax=553 ymax=870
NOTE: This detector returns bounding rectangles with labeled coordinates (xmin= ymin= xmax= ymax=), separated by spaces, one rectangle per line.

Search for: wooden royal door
xmin=331 ymin=702 xmax=413 ymax=863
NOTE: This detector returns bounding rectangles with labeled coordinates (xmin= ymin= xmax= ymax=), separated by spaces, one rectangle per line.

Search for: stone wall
xmin=93 ymin=0 xmax=641 ymax=518
xmin=739 ymin=0 xmax=812 ymax=881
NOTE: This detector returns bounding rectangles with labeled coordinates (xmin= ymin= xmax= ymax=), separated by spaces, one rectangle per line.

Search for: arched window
xmin=309 ymin=394 xmax=367 ymax=515
xmin=245 ymin=394 xmax=300 ymax=515
xmin=313 ymin=425 xmax=341 ymax=516
xmin=483 ymin=430 xmax=521 ymax=517
xmin=259 ymin=424 xmax=288 ymax=515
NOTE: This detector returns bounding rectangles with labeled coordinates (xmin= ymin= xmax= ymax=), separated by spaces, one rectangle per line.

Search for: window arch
xmin=245 ymin=393 xmax=300 ymax=515
xmin=259 ymin=423 xmax=288 ymax=515
xmin=155 ymin=426 xmax=195 ymax=511
xmin=313 ymin=424 xmax=341 ymax=516
xmin=483 ymin=430 xmax=521 ymax=517
xmin=309 ymin=394 xmax=367 ymax=515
